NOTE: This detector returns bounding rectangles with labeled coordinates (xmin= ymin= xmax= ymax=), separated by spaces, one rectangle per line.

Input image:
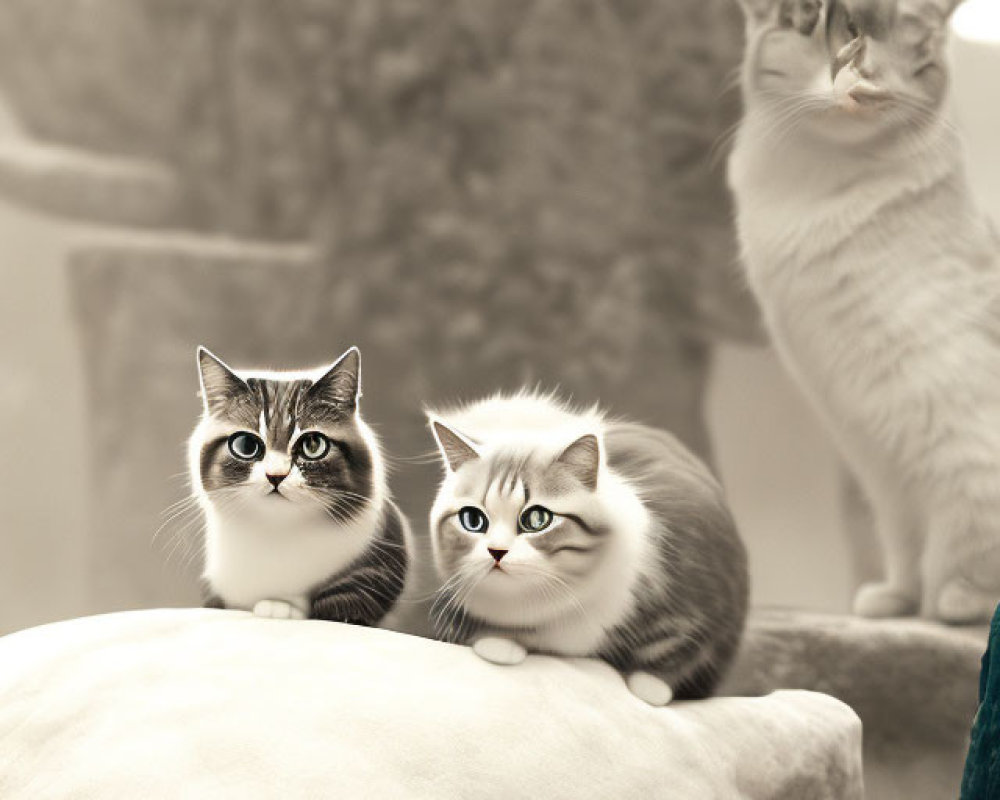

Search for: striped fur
xmin=427 ymin=394 xmax=748 ymax=701
xmin=729 ymin=0 xmax=1000 ymax=622
xmin=188 ymin=347 xmax=409 ymax=625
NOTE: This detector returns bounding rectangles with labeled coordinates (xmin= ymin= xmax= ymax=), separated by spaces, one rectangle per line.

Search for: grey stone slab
xmin=725 ymin=609 xmax=986 ymax=800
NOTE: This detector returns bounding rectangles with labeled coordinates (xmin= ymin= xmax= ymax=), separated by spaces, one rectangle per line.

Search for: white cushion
xmin=0 ymin=609 xmax=863 ymax=799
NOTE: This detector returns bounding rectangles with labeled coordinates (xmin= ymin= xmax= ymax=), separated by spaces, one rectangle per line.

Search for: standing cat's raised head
xmin=189 ymin=346 xmax=384 ymax=527
xmin=735 ymin=0 xmax=963 ymax=144
xmin=427 ymin=397 xmax=648 ymax=635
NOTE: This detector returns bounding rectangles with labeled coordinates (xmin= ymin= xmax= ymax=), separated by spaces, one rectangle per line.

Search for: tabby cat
xmin=427 ymin=393 xmax=748 ymax=705
xmin=189 ymin=346 xmax=409 ymax=625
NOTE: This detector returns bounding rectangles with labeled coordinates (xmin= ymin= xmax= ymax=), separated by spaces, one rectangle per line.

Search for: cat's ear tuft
xmin=310 ymin=346 xmax=361 ymax=411
xmin=430 ymin=420 xmax=480 ymax=472
xmin=556 ymin=434 xmax=600 ymax=491
xmin=197 ymin=346 xmax=248 ymax=415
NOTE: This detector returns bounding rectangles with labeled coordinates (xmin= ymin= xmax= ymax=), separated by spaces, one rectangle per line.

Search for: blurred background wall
xmin=0 ymin=0 xmax=997 ymax=635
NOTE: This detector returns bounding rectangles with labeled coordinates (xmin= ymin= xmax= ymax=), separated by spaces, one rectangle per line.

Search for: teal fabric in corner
xmin=962 ymin=604 xmax=1000 ymax=799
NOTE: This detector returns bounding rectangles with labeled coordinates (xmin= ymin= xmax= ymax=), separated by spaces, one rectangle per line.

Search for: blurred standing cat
xmin=729 ymin=0 xmax=1000 ymax=621
xmin=427 ymin=393 xmax=748 ymax=705
xmin=189 ymin=346 xmax=409 ymax=624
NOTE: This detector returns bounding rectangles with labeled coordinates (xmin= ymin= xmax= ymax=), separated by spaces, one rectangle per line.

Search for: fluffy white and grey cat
xmin=426 ymin=393 xmax=748 ymax=705
xmin=729 ymin=0 xmax=1000 ymax=622
xmin=189 ymin=346 xmax=409 ymax=624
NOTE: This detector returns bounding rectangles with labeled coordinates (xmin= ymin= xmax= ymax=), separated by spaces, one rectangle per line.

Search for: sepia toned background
xmin=0 ymin=0 xmax=998 ymax=641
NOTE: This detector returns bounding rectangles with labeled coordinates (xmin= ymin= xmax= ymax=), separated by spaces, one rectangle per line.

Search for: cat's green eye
xmin=458 ymin=506 xmax=488 ymax=533
xmin=520 ymin=505 xmax=554 ymax=533
xmin=228 ymin=432 xmax=264 ymax=461
xmin=299 ymin=432 xmax=330 ymax=460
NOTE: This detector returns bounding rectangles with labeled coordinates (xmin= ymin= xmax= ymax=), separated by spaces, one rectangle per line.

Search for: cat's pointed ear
xmin=936 ymin=0 xmax=965 ymax=21
xmin=430 ymin=419 xmax=480 ymax=472
xmin=556 ymin=434 xmax=600 ymax=491
xmin=732 ymin=0 xmax=778 ymax=22
xmin=309 ymin=347 xmax=361 ymax=412
xmin=197 ymin=346 xmax=248 ymax=416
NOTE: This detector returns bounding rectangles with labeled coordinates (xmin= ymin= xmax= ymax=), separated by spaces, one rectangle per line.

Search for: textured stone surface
xmin=725 ymin=610 xmax=987 ymax=800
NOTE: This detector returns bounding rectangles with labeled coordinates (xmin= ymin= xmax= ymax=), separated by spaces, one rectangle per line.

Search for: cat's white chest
xmin=526 ymin=608 xmax=619 ymax=656
xmin=204 ymin=510 xmax=373 ymax=610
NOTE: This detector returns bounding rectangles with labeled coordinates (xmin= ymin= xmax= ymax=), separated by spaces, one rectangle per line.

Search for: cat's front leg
xmin=253 ymin=599 xmax=307 ymax=620
xmin=201 ymin=580 xmax=226 ymax=609
xmin=472 ymin=637 xmax=528 ymax=666
xmin=924 ymin=501 xmax=1000 ymax=624
xmin=851 ymin=478 xmax=922 ymax=618
xmin=625 ymin=671 xmax=674 ymax=707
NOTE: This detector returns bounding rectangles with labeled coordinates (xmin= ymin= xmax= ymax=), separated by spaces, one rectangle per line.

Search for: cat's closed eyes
xmin=189 ymin=346 xmax=409 ymax=625
xmin=426 ymin=393 xmax=748 ymax=706
xmin=739 ymin=0 xmax=956 ymax=146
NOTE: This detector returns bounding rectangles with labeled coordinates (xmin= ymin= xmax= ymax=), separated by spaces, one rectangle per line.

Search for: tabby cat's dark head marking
xmin=194 ymin=347 xmax=376 ymax=523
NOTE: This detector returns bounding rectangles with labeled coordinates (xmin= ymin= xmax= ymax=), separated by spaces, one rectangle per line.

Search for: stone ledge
xmin=725 ymin=609 xmax=986 ymax=800
xmin=0 ymin=140 xmax=179 ymax=227
xmin=727 ymin=609 xmax=985 ymax=745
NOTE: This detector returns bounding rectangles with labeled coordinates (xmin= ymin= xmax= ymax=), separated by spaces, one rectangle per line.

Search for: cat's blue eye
xmin=519 ymin=505 xmax=554 ymax=533
xmin=228 ymin=432 xmax=264 ymax=461
xmin=298 ymin=432 xmax=330 ymax=460
xmin=458 ymin=507 xmax=488 ymax=533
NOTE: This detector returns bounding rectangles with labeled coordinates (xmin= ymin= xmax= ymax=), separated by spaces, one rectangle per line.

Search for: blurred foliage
xmin=0 ymin=0 xmax=757 ymax=345
xmin=0 ymin=2 xmax=765 ymax=590
xmin=0 ymin=0 xmax=767 ymax=608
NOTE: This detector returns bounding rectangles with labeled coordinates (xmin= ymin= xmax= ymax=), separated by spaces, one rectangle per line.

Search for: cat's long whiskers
xmin=159 ymin=489 xmax=246 ymax=568
xmin=451 ymin=567 xmax=488 ymax=642
xmin=154 ymin=484 xmax=247 ymax=545
xmin=432 ymin=565 xmax=485 ymax=641
xmin=393 ymin=450 xmax=445 ymax=466
xmin=431 ymin=570 xmax=472 ymax=639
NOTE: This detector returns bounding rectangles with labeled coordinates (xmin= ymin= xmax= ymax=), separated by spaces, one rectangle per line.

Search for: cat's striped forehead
xmin=198 ymin=347 xmax=361 ymax=435
xmin=230 ymin=376 xmax=352 ymax=444
xmin=482 ymin=452 xmax=533 ymax=501
xmin=452 ymin=447 xmax=586 ymax=505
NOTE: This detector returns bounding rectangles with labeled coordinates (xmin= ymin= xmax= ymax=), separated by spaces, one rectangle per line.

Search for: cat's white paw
xmin=472 ymin=637 xmax=527 ymax=666
xmin=852 ymin=582 xmax=918 ymax=618
xmin=626 ymin=672 xmax=674 ymax=707
xmin=253 ymin=599 xmax=307 ymax=620
xmin=936 ymin=579 xmax=996 ymax=625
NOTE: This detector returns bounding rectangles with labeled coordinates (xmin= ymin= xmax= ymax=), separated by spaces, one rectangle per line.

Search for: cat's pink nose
xmin=266 ymin=473 xmax=287 ymax=489
xmin=488 ymin=548 xmax=508 ymax=563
